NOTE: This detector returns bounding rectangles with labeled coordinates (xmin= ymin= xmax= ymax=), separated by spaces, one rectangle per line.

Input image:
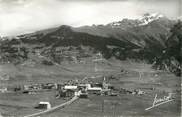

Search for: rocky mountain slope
xmin=0 ymin=13 xmax=181 ymax=76
xmin=74 ymin=13 xmax=175 ymax=48
xmin=153 ymin=21 xmax=182 ymax=76
xmin=0 ymin=25 xmax=140 ymax=65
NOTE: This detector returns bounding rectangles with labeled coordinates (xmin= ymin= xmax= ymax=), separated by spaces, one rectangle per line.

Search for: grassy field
xmin=44 ymin=94 xmax=180 ymax=117
xmin=0 ymin=59 xmax=181 ymax=117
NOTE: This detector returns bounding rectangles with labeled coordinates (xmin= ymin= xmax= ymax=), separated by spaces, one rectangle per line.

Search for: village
xmin=0 ymin=60 xmax=180 ymax=117
xmin=0 ymin=75 xmax=146 ymax=110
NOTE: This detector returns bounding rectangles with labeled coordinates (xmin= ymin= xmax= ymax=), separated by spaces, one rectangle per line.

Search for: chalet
xmin=87 ymin=87 xmax=102 ymax=94
xmin=35 ymin=102 xmax=51 ymax=110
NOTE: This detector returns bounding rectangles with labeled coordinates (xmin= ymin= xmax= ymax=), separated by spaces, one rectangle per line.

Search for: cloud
xmin=0 ymin=0 xmax=180 ymax=36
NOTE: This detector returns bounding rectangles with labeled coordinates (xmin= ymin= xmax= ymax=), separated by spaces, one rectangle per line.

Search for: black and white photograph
xmin=0 ymin=0 xmax=181 ymax=117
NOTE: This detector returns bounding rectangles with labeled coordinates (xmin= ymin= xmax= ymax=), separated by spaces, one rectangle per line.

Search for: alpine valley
xmin=0 ymin=13 xmax=181 ymax=117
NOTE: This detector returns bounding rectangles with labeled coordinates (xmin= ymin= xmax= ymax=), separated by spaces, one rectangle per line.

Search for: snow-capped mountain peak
xmin=139 ymin=13 xmax=164 ymax=26
xmin=107 ymin=13 xmax=165 ymax=28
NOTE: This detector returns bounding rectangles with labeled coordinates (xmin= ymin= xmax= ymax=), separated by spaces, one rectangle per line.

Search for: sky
xmin=0 ymin=0 xmax=181 ymax=36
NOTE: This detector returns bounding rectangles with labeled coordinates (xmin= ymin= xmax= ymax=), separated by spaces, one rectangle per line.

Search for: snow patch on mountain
xmin=108 ymin=13 xmax=164 ymax=28
xmin=139 ymin=13 xmax=164 ymax=26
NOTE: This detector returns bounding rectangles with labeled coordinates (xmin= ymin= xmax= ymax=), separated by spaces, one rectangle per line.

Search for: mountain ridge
xmin=0 ymin=13 xmax=181 ymax=76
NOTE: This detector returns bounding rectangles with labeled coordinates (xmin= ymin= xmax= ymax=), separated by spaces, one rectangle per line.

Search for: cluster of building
xmin=120 ymin=88 xmax=145 ymax=95
xmin=0 ymin=74 xmax=146 ymax=100
xmin=24 ymin=83 xmax=57 ymax=91
xmin=9 ymin=83 xmax=58 ymax=94
xmin=0 ymin=76 xmax=147 ymax=111
xmin=56 ymin=77 xmax=116 ymax=98
xmin=8 ymin=76 xmax=146 ymax=97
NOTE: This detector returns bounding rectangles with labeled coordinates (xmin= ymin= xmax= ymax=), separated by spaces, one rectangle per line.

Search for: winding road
xmin=24 ymin=96 xmax=79 ymax=117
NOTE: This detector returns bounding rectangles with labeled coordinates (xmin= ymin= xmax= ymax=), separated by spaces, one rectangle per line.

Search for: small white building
xmin=87 ymin=87 xmax=102 ymax=91
xmin=38 ymin=102 xmax=51 ymax=109
xmin=87 ymin=87 xmax=102 ymax=94
xmin=0 ymin=87 xmax=7 ymax=93
xmin=64 ymin=86 xmax=77 ymax=90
